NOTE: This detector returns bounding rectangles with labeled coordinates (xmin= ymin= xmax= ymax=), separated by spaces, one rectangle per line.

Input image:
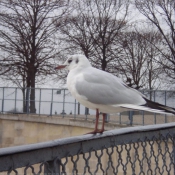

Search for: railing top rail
xmin=0 ymin=87 xmax=68 ymax=90
xmin=1 ymin=122 xmax=175 ymax=157
xmin=0 ymin=86 xmax=175 ymax=92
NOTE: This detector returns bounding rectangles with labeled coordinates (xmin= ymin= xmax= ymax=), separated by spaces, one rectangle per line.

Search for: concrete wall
xmin=0 ymin=115 xmax=91 ymax=147
xmin=0 ymin=114 xmax=122 ymax=148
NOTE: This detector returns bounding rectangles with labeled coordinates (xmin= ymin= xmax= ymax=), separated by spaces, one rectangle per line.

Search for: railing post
xmin=39 ymin=88 xmax=41 ymax=116
xmin=119 ymin=113 xmax=121 ymax=125
xmin=85 ymin=107 xmax=89 ymax=115
xmin=154 ymin=91 xmax=157 ymax=124
xmin=78 ymin=102 xmax=80 ymax=115
xmin=62 ymin=89 xmax=66 ymax=118
xmin=142 ymin=111 xmax=145 ymax=126
xmin=105 ymin=113 xmax=110 ymax=123
xmin=14 ymin=88 xmax=17 ymax=113
xmin=129 ymin=111 xmax=133 ymax=126
xmin=85 ymin=107 xmax=87 ymax=120
xmin=26 ymin=87 xmax=30 ymax=114
xmin=74 ymin=99 xmax=76 ymax=119
xmin=173 ymin=134 xmax=175 ymax=175
xmin=165 ymin=90 xmax=167 ymax=123
xmin=164 ymin=90 xmax=167 ymax=106
xmin=44 ymin=160 xmax=61 ymax=175
xmin=50 ymin=89 xmax=53 ymax=116
xmin=50 ymin=103 xmax=53 ymax=116
xmin=1 ymin=87 xmax=4 ymax=113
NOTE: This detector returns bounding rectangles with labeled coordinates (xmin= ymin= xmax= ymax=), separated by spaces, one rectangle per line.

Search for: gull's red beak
xmin=55 ymin=65 xmax=67 ymax=70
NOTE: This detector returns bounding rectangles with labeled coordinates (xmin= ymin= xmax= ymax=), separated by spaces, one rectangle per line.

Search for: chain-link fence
xmin=0 ymin=123 xmax=175 ymax=175
xmin=0 ymin=87 xmax=175 ymax=126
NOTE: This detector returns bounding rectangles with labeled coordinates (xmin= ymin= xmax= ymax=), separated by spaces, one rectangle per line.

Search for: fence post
xmin=142 ymin=111 xmax=145 ymax=126
xmin=26 ymin=87 xmax=30 ymax=114
xmin=129 ymin=111 xmax=133 ymax=126
xmin=74 ymin=99 xmax=76 ymax=119
xmin=85 ymin=107 xmax=89 ymax=115
xmin=39 ymin=89 xmax=41 ymax=116
xmin=154 ymin=90 xmax=156 ymax=124
xmin=173 ymin=135 xmax=175 ymax=175
xmin=50 ymin=89 xmax=53 ymax=116
xmin=61 ymin=89 xmax=66 ymax=118
xmin=1 ymin=87 xmax=4 ymax=113
xmin=78 ymin=102 xmax=80 ymax=115
xmin=14 ymin=88 xmax=17 ymax=113
xmin=85 ymin=107 xmax=88 ymax=120
xmin=164 ymin=90 xmax=167 ymax=123
xmin=44 ymin=159 xmax=61 ymax=175
xmin=119 ymin=113 xmax=121 ymax=125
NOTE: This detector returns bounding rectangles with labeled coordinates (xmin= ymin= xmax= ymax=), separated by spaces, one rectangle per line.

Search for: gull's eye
xmin=68 ymin=59 xmax=72 ymax=64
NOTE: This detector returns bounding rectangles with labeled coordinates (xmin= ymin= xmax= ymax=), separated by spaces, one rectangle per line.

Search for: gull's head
xmin=55 ymin=54 xmax=91 ymax=71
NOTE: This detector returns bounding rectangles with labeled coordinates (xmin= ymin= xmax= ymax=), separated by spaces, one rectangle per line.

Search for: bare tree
xmin=59 ymin=0 xmax=129 ymax=74
xmin=135 ymin=0 xmax=175 ymax=82
xmin=117 ymin=27 xmax=163 ymax=91
xmin=0 ymin=0 xmax=69 ymax=113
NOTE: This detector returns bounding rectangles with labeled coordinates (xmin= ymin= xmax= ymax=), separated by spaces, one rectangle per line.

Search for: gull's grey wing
xmin=76 ymin=68 xmax=146 ymax=105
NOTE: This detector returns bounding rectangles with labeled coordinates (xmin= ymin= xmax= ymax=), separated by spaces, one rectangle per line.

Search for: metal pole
xmin=39 ymin=89 xmax=41 ymax=116
xmin=14 ymin=88 xmax=17 ymax=113
xmin=173 ymin=134 xmax=175 ymax=175
xmin=129 ymin=111 xmax=133 ymax=126
xmin=165 ymin=90 xmax=167 ymax=105
xmin=165 ymin=91 xmax=167 ymax=123
xmin=26 ymin=87 xmax=30 ymax=115
xmin=1 ymin=87 xmax=4 ymax=113
xmin=62 ymin=89 xmax=66 ymax=118
xmin=85 ymin=107 xmax=88 ymax=120
xmin=74 ymin=99 xmax=76 ymax=119
xmin=78 ymin=102 xmax=80 ymax=115
xmin=142 ymin=111 xmax=144 ymax=126
xmin=119 ymin=113 xmax=121 ymax=125
xmin=153 ymin=90 xmax=155 ymax=102
xmin=154 ymin=90 xmax=156 ymax=124
xmin=50 ymin=89 xmax=53 ymax=116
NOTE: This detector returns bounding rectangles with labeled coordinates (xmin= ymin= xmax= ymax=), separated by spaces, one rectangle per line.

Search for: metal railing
xmin=0 ymin=87 xmax=78 ymax=116
xmin=0 ymin=87 xmax=175 ymax=126
xmin=0 ymin=123 xmax=175 ymax=174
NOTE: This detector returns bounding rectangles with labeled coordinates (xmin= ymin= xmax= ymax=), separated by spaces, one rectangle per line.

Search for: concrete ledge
xmin=0 ymin=114 xmax=126 ymax=130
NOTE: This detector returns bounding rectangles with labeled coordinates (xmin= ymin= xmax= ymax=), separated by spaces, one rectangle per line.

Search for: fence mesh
xmin=53 ymin=133 xmax=174 ymax=175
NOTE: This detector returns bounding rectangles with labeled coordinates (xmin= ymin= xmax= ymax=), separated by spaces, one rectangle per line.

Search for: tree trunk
xmin=30 ymin=71 xmax=36 ymax=113
xmin=101 ymin=58 xmax=107 ymax=71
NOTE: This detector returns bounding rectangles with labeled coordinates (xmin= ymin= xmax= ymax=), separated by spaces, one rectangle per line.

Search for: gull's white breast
xmin=67 ymin=68 xmax=96 ymax=109
xmin=66 ymin=68 xmax=130 ymax=113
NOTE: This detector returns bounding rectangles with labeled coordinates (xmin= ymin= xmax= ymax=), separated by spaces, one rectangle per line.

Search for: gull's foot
xmin=97 ymin=128 xmax=105 ymax=133
xmin=84 ymin=129 xmax=105 ymax=135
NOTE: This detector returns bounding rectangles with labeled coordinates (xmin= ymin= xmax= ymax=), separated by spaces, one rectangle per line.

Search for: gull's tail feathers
xmin=119 ymin=98 xmax=175 ymax=115
xmin=143 ymin=98 xmax=175 ymax=115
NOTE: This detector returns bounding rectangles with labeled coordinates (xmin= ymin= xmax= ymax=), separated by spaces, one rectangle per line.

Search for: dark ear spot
xmin=68 ymin=59 xmax=72 ymax=63
xmin=76 ymin=59 xmax=79 ymax=64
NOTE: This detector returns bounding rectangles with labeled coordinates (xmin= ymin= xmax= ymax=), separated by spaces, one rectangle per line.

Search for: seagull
xmin=55 ymin=54 xmax=175 ymax=134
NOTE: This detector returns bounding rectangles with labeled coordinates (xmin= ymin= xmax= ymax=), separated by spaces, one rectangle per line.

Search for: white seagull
xmin=55 ymin=54 xmax=175 ymax=134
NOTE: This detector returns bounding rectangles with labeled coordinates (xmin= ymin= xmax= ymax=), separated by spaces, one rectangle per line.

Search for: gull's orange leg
xmin=85 ymin=110 xmax=106 ymax=134
xmin=97 ymin=113 xmax=105 ymax=133
xmin=85 ymin=109 xmax=100 ymax=134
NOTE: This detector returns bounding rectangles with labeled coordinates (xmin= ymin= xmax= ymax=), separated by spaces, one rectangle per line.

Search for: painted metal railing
xmin=0 ymin=123 xmax=175 ymax=174
xmin=0 ymin=87 xmax=175 ymax=126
